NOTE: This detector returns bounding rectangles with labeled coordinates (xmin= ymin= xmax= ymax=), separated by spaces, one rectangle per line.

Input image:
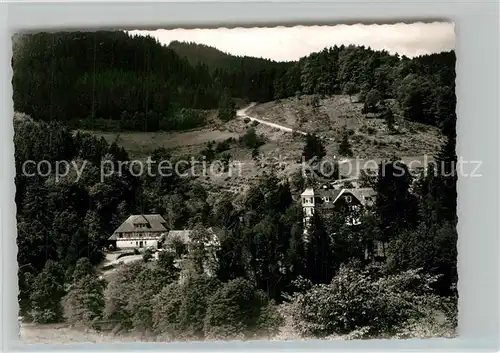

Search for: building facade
xmin=301 ymin=186 xmax=377 ymax=230
xmin=108 ymin=214 xmax=168 ymax=249
xmin=300 ymin=185 xmax=386 ymax=261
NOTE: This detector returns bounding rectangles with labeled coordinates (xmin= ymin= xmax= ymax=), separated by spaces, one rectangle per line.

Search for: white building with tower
xmin=301 ymin=185 xmax=377 ymax=231
xmin=300 ymin=185 xmax=385 ymax=260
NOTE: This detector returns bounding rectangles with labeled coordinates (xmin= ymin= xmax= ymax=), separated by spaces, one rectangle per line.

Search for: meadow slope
xmin=89 ymin=95 xmax=442 ymax=193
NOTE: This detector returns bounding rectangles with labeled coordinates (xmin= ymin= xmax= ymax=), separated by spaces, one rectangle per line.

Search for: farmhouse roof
xmin=143 ymin=214 xmax=169 ymax=231
xmin=108 ymin=214 xmax=168 ymax=240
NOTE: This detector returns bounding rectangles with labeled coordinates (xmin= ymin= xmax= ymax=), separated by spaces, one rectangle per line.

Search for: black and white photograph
xmin=12 ymin=22 xmax=458 ymax=343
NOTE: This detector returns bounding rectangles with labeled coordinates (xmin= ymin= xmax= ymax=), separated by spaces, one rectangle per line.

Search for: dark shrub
xmin=286 ymin=264 xmax=454 ymax=338
xmin=204 ymin=278 xmax=282 ymax=340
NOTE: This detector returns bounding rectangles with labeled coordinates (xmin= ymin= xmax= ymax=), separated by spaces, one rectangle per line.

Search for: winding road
xmin=237 ymin=103 xmax=308 ymax=136
xmin=237 ymin=103 xmax=350 ymax=163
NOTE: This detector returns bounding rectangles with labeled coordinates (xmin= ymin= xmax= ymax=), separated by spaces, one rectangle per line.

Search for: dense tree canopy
xmin=15 ymin=117 xmax=457 ymax=336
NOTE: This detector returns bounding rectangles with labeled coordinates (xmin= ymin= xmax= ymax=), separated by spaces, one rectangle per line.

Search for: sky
xmin=130 ymin=22 xmax=455 ymax=62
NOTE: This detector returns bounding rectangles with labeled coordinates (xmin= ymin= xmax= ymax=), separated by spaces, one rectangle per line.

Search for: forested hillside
xmin=13 ymin=32 xmax=218 ymax=131
xmin=12 ymin=32 xmax=455 ymax=136
xmin=274 ymin=47 xmax=456 ymax=134
xmin=168 ymin=40 xmax=289 ymax=70
xmin=167 ymin=40 xmax=236 ymax=68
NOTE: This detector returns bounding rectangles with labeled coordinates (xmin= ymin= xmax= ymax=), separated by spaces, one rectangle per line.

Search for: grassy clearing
xmin=19 ymin=323 xmax=152 ymax=344
xmin=90 ymin=95 xmax=443 ymax=162
xmin=247 ymin=95 xmax=444 ymax=159
xmin=85 ymin=95 xmax=443 ymax=194
xmin=87 ymin=129 xmax=240 ymax=159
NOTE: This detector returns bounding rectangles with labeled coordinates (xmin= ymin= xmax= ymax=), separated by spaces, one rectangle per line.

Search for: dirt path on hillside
xmin=237 ymin=104 xmax=307 ymax=136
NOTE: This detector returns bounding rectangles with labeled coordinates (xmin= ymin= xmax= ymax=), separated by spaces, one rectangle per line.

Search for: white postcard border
xmin=1 ymin=0 xmax=499 ymax=352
